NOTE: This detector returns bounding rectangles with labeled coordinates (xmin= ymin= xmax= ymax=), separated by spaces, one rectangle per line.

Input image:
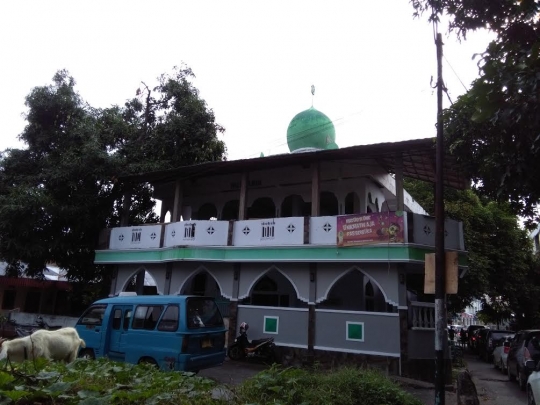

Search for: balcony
xmin=98 ymin=212 xmax=464 ymax=251
xmin=410 ymin=301 xmax=436 ymax=330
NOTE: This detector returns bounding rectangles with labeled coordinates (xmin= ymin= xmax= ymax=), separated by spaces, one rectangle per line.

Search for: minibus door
xmin=108 ymin=305 xmax=132 ymax=361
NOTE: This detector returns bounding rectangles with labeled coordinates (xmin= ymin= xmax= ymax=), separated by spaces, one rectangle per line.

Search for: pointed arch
xmin=121 ymin=266 xmax=163 ymax=295
xmin=174 ymin=265 xmax=230 ymax=300
xmin=316 ymin=266 xmax=397 ymax=307
xmin=238 ymin=265 xmax=304 ymax=302
xmin=365 ymin=280 xmax=375 ymax=311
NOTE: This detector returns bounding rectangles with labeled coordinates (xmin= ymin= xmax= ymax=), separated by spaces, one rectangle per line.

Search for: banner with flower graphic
xmin=336 ymin=212 xmax=406 ymax=247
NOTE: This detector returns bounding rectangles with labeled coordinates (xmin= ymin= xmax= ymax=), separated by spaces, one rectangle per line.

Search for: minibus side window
xmin=78 ymin=305 xmax=107 ymax=326
xmin=157 ymin=305 xmax=179 ymax=332
xmin=123 ymin=309 xmax=132 ymax=330
xmin=112 ymin=309 xmax=122 ymax=329
xmin=132 ymin=305 xmax=164 ymax=330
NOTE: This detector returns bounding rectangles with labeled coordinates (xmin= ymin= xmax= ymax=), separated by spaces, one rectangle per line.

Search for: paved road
xmin=199 ymin=358 xmax=267 ymax=386
xmin=465 ymin=350 xmax=527 ymax=405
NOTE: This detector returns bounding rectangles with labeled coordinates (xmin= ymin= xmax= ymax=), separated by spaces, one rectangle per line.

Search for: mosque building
xmin=96 ymin=94 xmax=467 ymax=381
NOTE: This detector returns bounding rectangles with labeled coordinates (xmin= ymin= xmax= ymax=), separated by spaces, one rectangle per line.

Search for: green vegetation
xmin=0 ymin=67 xmax=226 ymax=287
xmin=405 ymin=178 xmax=540 ymax=328
xmin=237 ymin=365 xmax=422 ymax=405
xmin=411 ymin=0 xmax=540 ymax=225
xmin=0 ymin=359 xmax=422 ymax=405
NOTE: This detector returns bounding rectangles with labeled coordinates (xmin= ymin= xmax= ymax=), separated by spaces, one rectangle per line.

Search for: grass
xmin=0 ymin=359 xmax=423 ymax=405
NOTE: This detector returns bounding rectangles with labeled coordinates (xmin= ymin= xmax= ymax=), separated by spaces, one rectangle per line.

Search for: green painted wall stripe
xmin=95 ymin=245 xmax=467 ymax=266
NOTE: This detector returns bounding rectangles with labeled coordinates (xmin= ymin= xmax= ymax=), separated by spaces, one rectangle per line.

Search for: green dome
xmin=286 ymin=107 xmax=338 ymax=153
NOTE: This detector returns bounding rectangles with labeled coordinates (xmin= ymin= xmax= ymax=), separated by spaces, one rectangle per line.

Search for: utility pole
xmin=434 ymin=32 xmax=447 ymax=405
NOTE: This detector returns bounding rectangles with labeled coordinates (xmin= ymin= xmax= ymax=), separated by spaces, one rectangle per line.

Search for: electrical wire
xmin=444 ymin=55 xmax=469 ymax=93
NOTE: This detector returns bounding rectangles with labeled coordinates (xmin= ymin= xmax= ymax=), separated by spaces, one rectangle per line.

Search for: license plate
xmin=202 ymin=338 xmax=213 ymax=348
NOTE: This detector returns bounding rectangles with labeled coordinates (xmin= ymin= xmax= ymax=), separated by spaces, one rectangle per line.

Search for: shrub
xmin=236 ymin=365 xmax=422 ymax=405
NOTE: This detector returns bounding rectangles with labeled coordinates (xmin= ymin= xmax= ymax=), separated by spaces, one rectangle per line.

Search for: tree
xmin=118 ymin=65 xmax=226 ymax=174
xmin=0 ymin=71 xmax=118 ymax=282
xmin=0 ymin=66 xmax=226 ymax=284
xmin=411 ymin=0 xmax=540 ymax=224
xmin=404 ymin=179 xmax=538 ymax=326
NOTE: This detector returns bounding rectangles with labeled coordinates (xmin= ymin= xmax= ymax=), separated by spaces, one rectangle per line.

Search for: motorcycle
xmin=228 ymin=322 xmax=276 ymax=362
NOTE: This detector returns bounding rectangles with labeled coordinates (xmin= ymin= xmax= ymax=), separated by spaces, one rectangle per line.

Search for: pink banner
xmin=336 ymin=212 xmax=405 ymax=247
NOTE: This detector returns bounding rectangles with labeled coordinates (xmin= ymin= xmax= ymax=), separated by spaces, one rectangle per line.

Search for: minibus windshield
xmin=187 ymin=298 xmax=224 ymax=329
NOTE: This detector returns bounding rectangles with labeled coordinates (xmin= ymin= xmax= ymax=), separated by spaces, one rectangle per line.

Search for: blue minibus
xmin=75 ymin=294 xmax=227 ymax=372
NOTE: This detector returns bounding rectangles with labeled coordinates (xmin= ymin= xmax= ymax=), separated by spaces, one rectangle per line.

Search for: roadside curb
xmin=391 ymin=376 xmax=454 ymax=391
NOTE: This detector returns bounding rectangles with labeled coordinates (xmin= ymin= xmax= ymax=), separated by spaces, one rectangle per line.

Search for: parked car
xmin=507 ymin=330 xmax=540 ymax=391
xmin=526 ymin=360 xmax=540 ymax=405
xmin=467 ymin=325 xmax=486 ymax=349
xmin=493 ymin=334 xmax=515 ymax=373
xmin=475 ymin=328 xmax=491 ymax=357
xmin=479 ymin=329 xmax=514 ymax=362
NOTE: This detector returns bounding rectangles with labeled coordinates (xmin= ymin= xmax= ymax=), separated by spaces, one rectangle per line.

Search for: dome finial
xmin=311 ymin=85 xmax=315 ymax=107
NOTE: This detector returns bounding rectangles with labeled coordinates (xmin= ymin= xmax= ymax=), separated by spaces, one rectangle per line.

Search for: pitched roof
xmin=120 ymin=138 xmax=468 ymax=190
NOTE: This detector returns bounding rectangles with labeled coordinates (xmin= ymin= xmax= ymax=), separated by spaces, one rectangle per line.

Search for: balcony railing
xmin=410 ymin=301 xmax=435 ymax=330
xmin=98 ymin=212 xmax=464 ymax=251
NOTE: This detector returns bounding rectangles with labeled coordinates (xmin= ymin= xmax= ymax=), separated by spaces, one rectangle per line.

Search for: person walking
xmin=448 ymin=326 xmax=455 ymax=342
xmin=459 ymin=328 xmax=467 ymax=348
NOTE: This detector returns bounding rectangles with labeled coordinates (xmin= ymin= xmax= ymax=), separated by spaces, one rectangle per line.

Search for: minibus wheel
xmin=78 ymin=349 xmax=95 ymax=360
xmin=138 ymin=357 xmax=159 ymax=368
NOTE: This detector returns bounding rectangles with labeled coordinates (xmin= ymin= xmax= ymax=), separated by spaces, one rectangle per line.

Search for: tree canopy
xmin=0 ymin=67 xmax=226 ymax=283
xmin=405 ymin=179 xmax=540 ymax=328
xmin=411 ymin=0 xmax=540 ymax=224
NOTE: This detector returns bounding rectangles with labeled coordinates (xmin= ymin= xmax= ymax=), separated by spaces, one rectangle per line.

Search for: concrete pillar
xmin=307 ymin=263 xmax=317 ymax=363
xmin=172 ymin=180 xmax=183 ymax=222
xmin=238 ymin=173 xmax=248 ymax=220
xmin=395 ymin=154 xmax=404 ymax=212
xmin=227 ymin=263 xmax=241 ymax=347
xmin=311 ymin=163 xmax=320 ymax=216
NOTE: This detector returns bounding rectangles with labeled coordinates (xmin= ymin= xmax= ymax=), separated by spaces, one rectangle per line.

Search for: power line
xmin=443 ymin=55 xmax=469 ymax=93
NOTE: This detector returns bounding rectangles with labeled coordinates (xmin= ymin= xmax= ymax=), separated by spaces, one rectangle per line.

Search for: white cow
xmin=0 ymin=327 xmax=86 ymax=363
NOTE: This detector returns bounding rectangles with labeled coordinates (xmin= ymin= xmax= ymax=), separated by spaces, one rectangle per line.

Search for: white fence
xmin=164 ymin=220 xmax=228 ymax=247
xmin=410 ymin=301 xmax=435 ymax=330
xmin=109 ymin=225 xmax=162 ymax=250
xmin=232 ymin=217 xmax=305 ymax=247
xmin=309 ymin=216 xmax=337 ymax=245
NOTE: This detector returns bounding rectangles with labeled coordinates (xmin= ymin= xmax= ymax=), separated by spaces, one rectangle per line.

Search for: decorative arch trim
xmin=238 ymin=265 xmax=307 ymax=303
xmin=316 ymin=266 xmax=397 ymax=307
xmin=173 ymin=265 xmax=232 ymax=300
xmin=120 ymin=266 xmax=164 ymax=296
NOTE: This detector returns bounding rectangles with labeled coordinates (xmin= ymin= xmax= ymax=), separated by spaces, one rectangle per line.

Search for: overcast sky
xmin=1 ymin=1 xmax=493 ymax=161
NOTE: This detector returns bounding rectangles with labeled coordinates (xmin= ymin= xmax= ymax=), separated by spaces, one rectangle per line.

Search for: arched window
xmin=248 ymin=198 xmax=275 ymax=219
xmin=320 ymin=192 xmax=338 ymax=216
xmin=365 ymin=281 xmax=375 ymax=312
xmin=281 ymin=195 xmax=308 ymax=217
xmin=222 ymin=200 xmax=239 ymax=220
xmin=251 ymin=275 xmax=289 ymax=307
xmin=192 ymin=273 xmax=207 ymax=296
xmin=197 ymin=203 xmax=218 ymax=220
